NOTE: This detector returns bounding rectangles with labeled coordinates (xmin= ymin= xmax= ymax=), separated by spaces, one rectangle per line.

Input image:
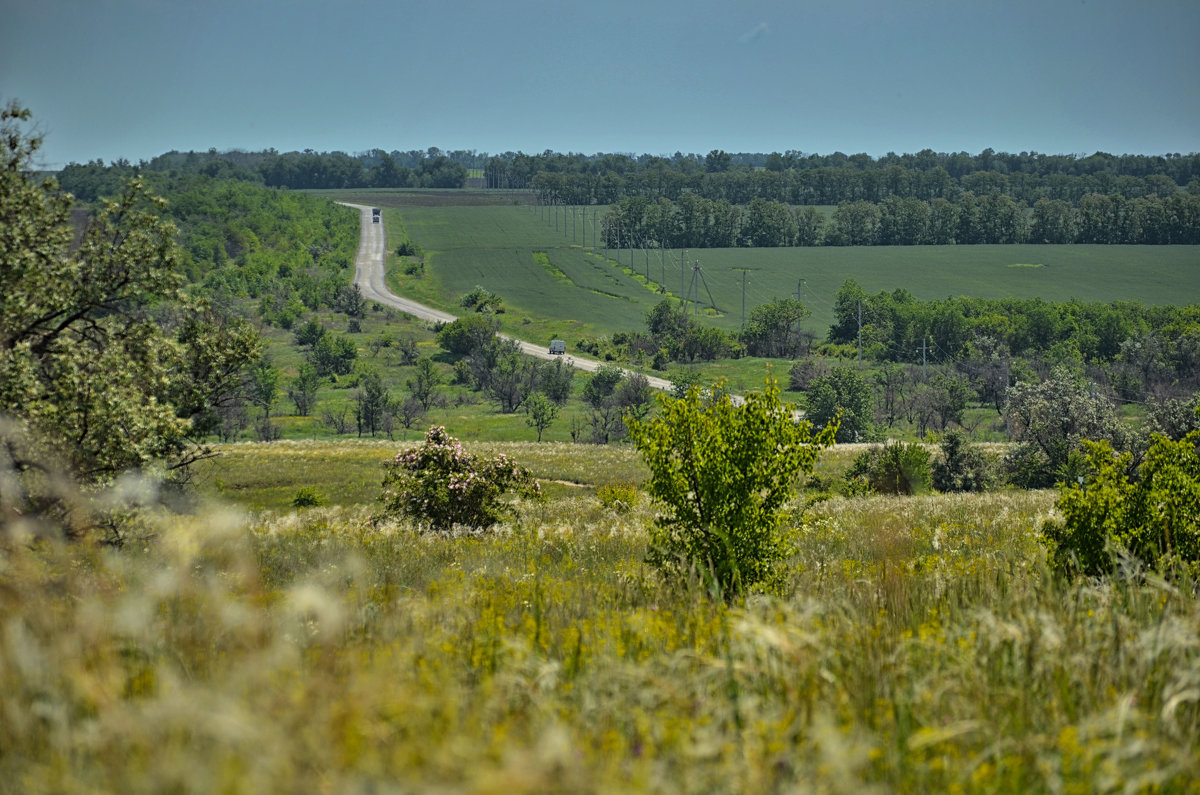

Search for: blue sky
xmin=3 ymin=0 xmax=1197 ymax=168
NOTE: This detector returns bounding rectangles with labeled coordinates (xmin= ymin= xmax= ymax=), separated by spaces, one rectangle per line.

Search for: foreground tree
xmin=1 ymin=102 xmax=259 ymax=526
xmin=1045 ymin=428 xmax=1200 ymax=577
xmin=628 ymin=379 xmax=838 ymax=596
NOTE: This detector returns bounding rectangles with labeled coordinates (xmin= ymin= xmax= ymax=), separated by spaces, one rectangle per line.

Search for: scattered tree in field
xmin=1003 ymin=368 xmax=1138 ymax=488
xmin=540 ymin=357 xmax=575 ymax=404
xmin=321 ymin=407 xmax=353 ymax=435
xmin=309 ymin=333 xmax=358 ymax=377
xmin=907 ymin=372 xmax=972 ymax=434
xmin=523 ymin=392 xmax=559 ymax=441
xmin=354 ymin=370 xmax=395 ymax=437
xmin=288 ymin=362 xmax=321 ymax=416
xmin=380 ymin=426 xmax=541 ymax=531
xmin=932 ymin=429 xmax=995 ymax=493
xmin=436 ymin=314 xmax=498 ymax=356
xmin=407 ymin=356 xmax=443 ymax=410
xmin=476 ymin=339 xmax=540 ymax=413
xmin=629 ymin=379 xmax=837 ymax=596
xmin=334 ymin=284 xmax=367 ymax=318
xmin=294 ymin=318 xmax=327 ymax=348
xmin=459 ymin=285 xmax=504 ymax=314
xmin=395 ymin=395 xmax=426 ymax=429
xmin=580 ymin=365 xmax=651 ymax=444
xmin=805 ymin=367 xmax=876 ymax=443
xmin=394 ymin=335 xmax=420 ymax=365
xmin=248 ymin=358 xmax=280 ymax=420
xmin=740 ymin=298 xmax=810 ymax=358
xmin=214 ymin=395 xmax=250 ymax=443
xmin=582 ymin=365 xmax=624 ymax=408
xmin=367 ymin=332 xmax=392 ymax=358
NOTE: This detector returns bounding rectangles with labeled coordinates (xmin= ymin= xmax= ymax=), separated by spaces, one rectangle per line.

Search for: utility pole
xmin=857 ymin=299 xmax=863 ymax=367
xmin=920 ymin=336 xmax=927 ymax=380
xmin=737 ymin=268 xmax=748 ymax=328
xmin=681 ymin=249 xmax=687 ymax=303
xmin=796 ymin=278 xmax=807 ymax=354
xmin=660 ymin=242 xmax=667 ymax=293
xmin=686 ymin=260 xmax=717 ymax=317
xmin=733 ymin=267 xmax=756 ymax=329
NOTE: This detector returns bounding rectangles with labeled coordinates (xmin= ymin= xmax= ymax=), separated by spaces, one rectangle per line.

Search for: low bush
xmin=932 ymin=429 xmax=995 ymax=492
xmin=380 ymin=426 xmax=541 ymax=532
xmin=1044 ymin=430 xmax=1200 ymax=577
xmin=596 ymin=482 xmax=638 ymax=513
xmin=846 ymin=440 xmax=932 ymax=496
xmin=291 ymin=487 xmax=324 ymax=508
xmin=395 ymin=238 xmax=422 ymax=257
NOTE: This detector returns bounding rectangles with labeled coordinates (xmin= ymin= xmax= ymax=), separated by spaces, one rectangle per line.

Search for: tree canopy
xmin=1 ymin=102 xmax=260 ymax=536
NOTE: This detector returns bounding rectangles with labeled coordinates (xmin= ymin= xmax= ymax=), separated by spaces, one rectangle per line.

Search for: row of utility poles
xmin=533 ymin=197 xmax=726 ymax=315
xmin=530 ymin=197 xmax=954 ymax=381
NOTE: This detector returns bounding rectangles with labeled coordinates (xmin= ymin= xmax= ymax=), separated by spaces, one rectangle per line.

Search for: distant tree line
xmin=525 ymin=149 xmax=1200 ymax=206
xmin=57 ymin=148 xmax=474 ymax=193
xmin=596 ymin=191 xmax=1200 ymax=248
xmin=58 ymin=145 xmax=1200 ymax=207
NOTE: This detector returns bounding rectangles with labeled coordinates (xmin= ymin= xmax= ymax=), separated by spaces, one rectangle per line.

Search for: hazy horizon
xmin=4 ymin=0 xmax=1197 ymax=170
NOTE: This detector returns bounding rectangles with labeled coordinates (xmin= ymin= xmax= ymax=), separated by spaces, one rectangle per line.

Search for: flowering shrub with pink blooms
xmin=380 ymin=425 xmax=541 ymax=531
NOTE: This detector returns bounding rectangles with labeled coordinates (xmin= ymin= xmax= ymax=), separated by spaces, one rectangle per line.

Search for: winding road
xmin=342 ymin=202 xmax=676 ymax=392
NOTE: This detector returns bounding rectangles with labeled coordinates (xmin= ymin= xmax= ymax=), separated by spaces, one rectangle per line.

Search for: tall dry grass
xmin=2 ymin=485 xmax=1198 ymax=792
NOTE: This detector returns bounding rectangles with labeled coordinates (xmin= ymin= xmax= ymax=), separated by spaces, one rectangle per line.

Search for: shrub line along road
xmin=342 ymin=202 xmax=676 ymax=392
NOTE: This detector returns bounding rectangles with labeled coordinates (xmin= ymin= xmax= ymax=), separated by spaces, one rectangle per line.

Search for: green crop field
xmin=361 ymin=198 xmax=1200 ymax=343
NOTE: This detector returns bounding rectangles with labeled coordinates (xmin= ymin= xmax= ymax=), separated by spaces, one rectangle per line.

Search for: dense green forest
xmin=57 ymin=168 xmax=360 ymax=325
xmin=58 ymin=145 xmax=1200 ymax=247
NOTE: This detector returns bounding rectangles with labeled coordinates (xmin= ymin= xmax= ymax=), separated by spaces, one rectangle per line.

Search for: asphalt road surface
xmin=341 ymin=202 xmax=676 ymax=392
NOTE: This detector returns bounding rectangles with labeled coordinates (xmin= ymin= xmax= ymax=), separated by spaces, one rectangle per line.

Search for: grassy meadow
xmin=5 ymin=438 xmax=1200 ymax=792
